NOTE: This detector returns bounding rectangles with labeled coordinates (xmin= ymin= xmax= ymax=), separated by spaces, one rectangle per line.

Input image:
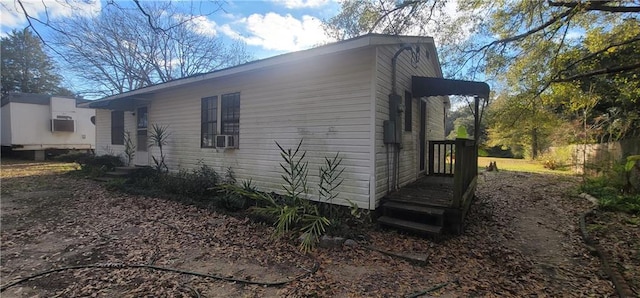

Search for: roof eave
xmin=86 ymin=34 xmax=437 ymax=107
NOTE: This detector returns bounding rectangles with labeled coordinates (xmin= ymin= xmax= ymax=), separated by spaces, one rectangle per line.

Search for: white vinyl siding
xmin=93 ymin=38 xmax=448 ymax=210
xmin=373 ymin=44 xmax=446 ymax=207
xmin=1 ymin=104 xmax=11 ymax=145
xmin=95 ymin=109 xmax=135 ymax=157
xmin=137 ymin=47 xmax=375 ymax=208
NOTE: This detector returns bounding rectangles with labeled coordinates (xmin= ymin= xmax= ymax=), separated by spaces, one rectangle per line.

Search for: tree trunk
xmin=531 ymin=128 xmax=539 ymax=159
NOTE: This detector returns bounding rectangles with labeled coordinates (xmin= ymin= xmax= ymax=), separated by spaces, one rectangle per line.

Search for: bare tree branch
xmin=368 ymin=0 xmax=423 ymax=34
xmin=553 ymin=34 xmax=640 ymax=80
xmin=548 ymin=0 xmax=640 ymax=13
xmin=552 ymin=62 xmax=640 ymax=82
xmin=133 ymin=0 xmax=158 ymax=32
xmin=466 ymin=7 xmax=578 ymax=54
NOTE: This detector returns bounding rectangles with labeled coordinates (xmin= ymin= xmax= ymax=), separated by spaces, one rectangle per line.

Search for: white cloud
xmin=221 ymin=12 xmax=335 ymax=52
xmin=184 ymin=15 xmax=218 ymax=37
xmin=0 ymin=0 xmax=101 ymax=31
xmin=565 ymin=30 xmax=584 ymax=40
xmin=272 ymin=0 xmax=329 ymax=9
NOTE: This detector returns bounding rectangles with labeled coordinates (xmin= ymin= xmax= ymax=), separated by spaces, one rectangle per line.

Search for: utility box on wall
xmin=383 ymin=120 xmax=398 ymax=144
xmin=384 ymin=93 xmax=404 ymax=144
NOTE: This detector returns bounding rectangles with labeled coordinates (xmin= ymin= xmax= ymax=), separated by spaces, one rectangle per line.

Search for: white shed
xmin=1 ymin=93 xmax=96 ymax=160
xmin=85 ymin=34 xmax=488 ymax=216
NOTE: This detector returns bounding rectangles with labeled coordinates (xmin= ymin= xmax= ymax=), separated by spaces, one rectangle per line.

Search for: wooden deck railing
xmin=452 ymin=138 xmax=477 ymax=208
xmin=428 ymin=140 xmax=455 ymax=176
xmin=428 ymin=138 xmax=478 ymax=208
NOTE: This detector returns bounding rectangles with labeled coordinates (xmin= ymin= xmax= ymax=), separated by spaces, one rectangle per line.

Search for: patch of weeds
xmin=108 ymin=163 xmax=248 ymax=213
xmin=582 ymin=176 xmax=640 ymax=214
xmin=105 ymin=178 xmax=127 ymax=191
xmin=161 ymin=164 xmax=221 ymax=198
xmin=58 ymin=153 xmax=124 ymax=177
xmin=1 ymin=188 xmax=13 ymax=196
xmin=625 ymin=216 xmax=640 ymax=226
xmin=587 ymin=224 xmax=606 ymax=232
xmin=225 ymin=140 xmax=367 ymax=252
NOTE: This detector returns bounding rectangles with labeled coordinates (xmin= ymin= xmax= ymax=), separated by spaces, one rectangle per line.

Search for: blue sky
xmin=0 ymin=0 xmax=343 ymax=59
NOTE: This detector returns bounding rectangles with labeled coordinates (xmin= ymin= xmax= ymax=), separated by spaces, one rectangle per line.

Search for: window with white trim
xmin=201 ymin=96 xmax=218 ymax=148
xmin=201 ymin=92 xmax=240 ymax=148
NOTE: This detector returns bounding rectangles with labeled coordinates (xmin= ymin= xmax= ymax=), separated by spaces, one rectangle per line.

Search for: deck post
xmin=474 ymin=96 xmax=480 ymax=178
xmin=452 ymin=139 xmax=464 ymax=208
xmin=452 ymin=138 xmax=477 ymax=209
xmin=428 ymin=141 xmax=434 ymax=174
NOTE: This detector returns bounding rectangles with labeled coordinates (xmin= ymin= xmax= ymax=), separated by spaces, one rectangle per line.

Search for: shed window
xmin=201 ymin=96 xmax=218 ymax=148
xmin=404 ymin=91 xmax=412 ymax=132
xmin=111 ymin=111 xmax=124 ymax=145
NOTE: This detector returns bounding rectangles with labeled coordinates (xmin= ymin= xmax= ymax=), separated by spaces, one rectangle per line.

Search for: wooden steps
xmin=377 ymin=216 xmax=442 ymax=235
xmin=383 ymin=201 xmax=444 ymax=217
xmin=378 ymin=200 xmax=446 ymax=235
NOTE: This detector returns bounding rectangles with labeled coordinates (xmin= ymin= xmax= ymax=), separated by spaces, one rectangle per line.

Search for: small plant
xmin=318 ymin=152 xmax=345 ymax=219
xmin=123 ymin=131 xmax=136 ymax=166
xmin=224 ymin=167 xmax=237 ymax=184
xmin=217 ymin=141 xmax=362 ymax=251
xmin=624 ymin=155 xmax=640 ymax=194
xmin=149 ymin=124 xmax=171 ymax=173
xmin=277 ymin=140 xmax=309 ymax=202
xmin=542 ymin=158 xmax=559 ymax=170
xmin=347 ymin=200 xmax=370 ymax=223
xmin=582 ymin=176 xmax=640 ymax=214
xmin=54 ymin=152 xmax=93 ymax=164
xmin=247 ymin=140 xmax=330 ymax=251
xmin=105 ymin=178 xmax=127 ymax=190
xmin=60 ymin=153 xmax=124 ymax=177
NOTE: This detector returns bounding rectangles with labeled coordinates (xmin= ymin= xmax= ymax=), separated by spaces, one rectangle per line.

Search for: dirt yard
xmin=0 ymin=160 xmax=628 ymax=297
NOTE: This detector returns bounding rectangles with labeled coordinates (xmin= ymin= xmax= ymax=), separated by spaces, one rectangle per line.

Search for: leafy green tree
xmin=446 ymin=104 xmax=487 ymax=143
xmin=1 ymin=29 xmax=69 ymax=95
xmin=486 ymin=93 xmax=561 ymax=159
xmin=547 ymin=18 xmax=640 ymax=141
xmin=323 ymin=0 xmax=447 ymax=40
xmin=467 ymin=2 xmax=640 ymax=145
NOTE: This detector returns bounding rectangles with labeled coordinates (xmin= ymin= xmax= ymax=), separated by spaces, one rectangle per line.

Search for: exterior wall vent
xmin=51 ymin=119 xmax=75 ymax=132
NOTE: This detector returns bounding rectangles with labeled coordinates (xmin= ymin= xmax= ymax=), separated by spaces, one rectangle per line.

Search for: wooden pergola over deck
xmin=378 ymin=77 xmax=489 ymax=235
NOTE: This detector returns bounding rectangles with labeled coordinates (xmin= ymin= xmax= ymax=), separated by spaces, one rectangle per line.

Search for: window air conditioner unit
xmin=215 ymin=135 xmax=237 ymax=149
xmin=51 ymin=119 xmax=75 ymax=132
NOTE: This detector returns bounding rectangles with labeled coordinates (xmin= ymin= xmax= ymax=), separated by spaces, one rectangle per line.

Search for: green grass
xmin=1 ymin=158 xmax=78 ymax=179
xmin=581 ymin=176 xmax=640 ymax=214
xmin=478 ymin=157 xmax=574 ymax=175
xmin=1 ymin=158 xmax=78 ymax=195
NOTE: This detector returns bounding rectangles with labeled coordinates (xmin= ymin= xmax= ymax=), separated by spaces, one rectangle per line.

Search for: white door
xmin=135 ymin=107 xmax=149 ymax=166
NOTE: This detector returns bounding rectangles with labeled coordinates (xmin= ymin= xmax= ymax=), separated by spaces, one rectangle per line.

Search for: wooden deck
xmin=385 ymin=176 xmax=454 ymax=208
xmin=379 ymin=138 xmax=478 ymax=235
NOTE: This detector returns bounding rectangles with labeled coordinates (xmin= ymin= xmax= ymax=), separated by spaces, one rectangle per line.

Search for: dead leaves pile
xmin=0 ymin=167 xmax=626 ymax=297
xmin=588 ymin=211 xmax=640 ymax=295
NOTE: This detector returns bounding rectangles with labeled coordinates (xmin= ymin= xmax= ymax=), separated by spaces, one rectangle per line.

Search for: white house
xmin=84 ymin=34 xmax=489 ymax=212
xmin=1 ymin=93 xmax=96 ymax=160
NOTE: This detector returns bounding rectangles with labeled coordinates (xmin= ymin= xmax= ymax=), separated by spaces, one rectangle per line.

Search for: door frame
xmin=135 ymin=106 xmax=149 ymax=166
xmin=419 ymin=98 xmax=427 ymax=173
